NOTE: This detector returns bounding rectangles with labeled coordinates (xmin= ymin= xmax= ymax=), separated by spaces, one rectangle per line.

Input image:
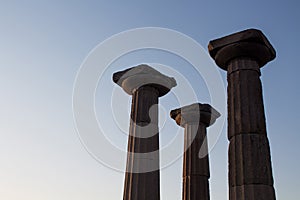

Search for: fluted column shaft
xmin=183 ymin=122 xmax=210 ymax=200
xmin=227 ymin=58 xmax=275 ymax=200
xmin=113 ymin=64 xmax=177 ymax=200
xmin=124 ymin=86 xmax=160 ymax=200
xmin=170 ymin=103 xmax=220 ymax=200
xmin=208 ymin=29 xmax=276 ymax=200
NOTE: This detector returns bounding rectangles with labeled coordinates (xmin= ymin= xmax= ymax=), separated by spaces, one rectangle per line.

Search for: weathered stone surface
xmin=170 ymin=103 xmax=220 ymax=127
xmin=227 ymin=59 xmax=266 ymax=139
xmin=183 ymin=123 xmax=210 ymax=177
xmin=208 ymin=29 xmax=276 ymax=70
xmin=123 ymin=86 xmax=160 ymax=200
xmin=124 ymin=171 xmax=160 ymax=200
xmin=208 ymin=29 xmax=276 ymax=200
xmin=183 ymin=176 xmax=210 ymax=200
xmin=230 ymin=185 xmax=276 ymax=200
xmin=113 ymin=64 xmax=177 ymax=96
xmin=170 ymin=103 xmax=220 ymax=200
xmin=113 ymin=65 xmax=176 ymax=200
xmin=229 ymin=134 xmax=274 ymax=186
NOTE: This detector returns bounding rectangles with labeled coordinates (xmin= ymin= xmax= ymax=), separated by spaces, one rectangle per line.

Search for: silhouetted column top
xmin=170 ymin=103 xmax=220 ymax=127
xmin=208 ymin=28 xmax=276 ymax=70
xmin=113 ymin=64 xmax=177 ymax=96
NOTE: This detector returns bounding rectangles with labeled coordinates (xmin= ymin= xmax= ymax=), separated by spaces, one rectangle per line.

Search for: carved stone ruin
xmin=208 ymin=29 xmax=276 ymax=200
xmin=170 ymin=103 xmax=220 ymax=200
xmin=113 ymin=64 xmax=177 ymax=200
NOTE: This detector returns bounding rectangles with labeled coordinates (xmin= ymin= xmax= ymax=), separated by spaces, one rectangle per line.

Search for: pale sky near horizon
xmin=0 ymin=1 xmax=299 ymax=199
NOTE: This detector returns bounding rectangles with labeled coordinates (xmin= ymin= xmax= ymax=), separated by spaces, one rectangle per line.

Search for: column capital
xmin=113 ymin=64 xmax=177 ymax=96
xmin=208 ymin=29 xmax=276 ymax=70
xmin=170 ymin=103 xmax=220 ymax=127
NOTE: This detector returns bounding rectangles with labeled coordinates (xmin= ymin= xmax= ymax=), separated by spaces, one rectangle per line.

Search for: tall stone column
xmin=170 ymin=103 xmax=220 ymax=200
xmin=113 ymin=65 xmax=177 ymax=200
xmin=208 ymin=29 xmax=276 ymax=200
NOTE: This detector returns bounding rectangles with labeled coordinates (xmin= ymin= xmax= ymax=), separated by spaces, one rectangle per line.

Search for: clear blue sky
xmin=1 ymin=0 xmax=299 ymax=199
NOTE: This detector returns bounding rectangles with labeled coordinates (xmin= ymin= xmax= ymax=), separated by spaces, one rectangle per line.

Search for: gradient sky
xmin=1 ymin=1 xmax=299 ymax=199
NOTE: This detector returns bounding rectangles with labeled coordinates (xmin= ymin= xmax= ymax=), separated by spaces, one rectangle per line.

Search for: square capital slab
xmin=113 ymin=64 xmax=177 ymax=96
xmin=170 ymin=103 xmax=220 ymax=127
xmin=208 ymin=29 xmax=276 ymax=70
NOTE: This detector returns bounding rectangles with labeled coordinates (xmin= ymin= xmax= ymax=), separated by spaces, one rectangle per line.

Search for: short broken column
xmin=113 ymin=64 xmax=177 ymax=200
xmin=208 ymin=29 xmax=276 ymax=200
xmin=170 ymin=103 xmax=220 ymax=200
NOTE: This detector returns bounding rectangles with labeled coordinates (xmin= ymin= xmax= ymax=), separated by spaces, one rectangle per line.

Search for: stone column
xmin=113 ymin=65 xmax=177 ymax=200
xmin=170 ymin=103 xmax=220 ymax=200
xmin=208 ymin=29 xmax=276 ymax=200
